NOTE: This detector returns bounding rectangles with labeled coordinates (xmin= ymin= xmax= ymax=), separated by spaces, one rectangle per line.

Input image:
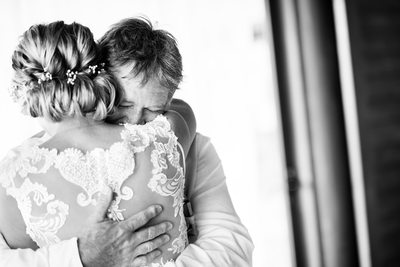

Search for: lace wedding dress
xmin=0 ymin=115 xmax=187 ymax=266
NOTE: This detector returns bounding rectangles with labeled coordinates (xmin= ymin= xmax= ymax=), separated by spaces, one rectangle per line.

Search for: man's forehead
xmin=123 ymin=80 xmax=171 ymax=105
xmin=113 ymin=63 xmax=172 ymax=106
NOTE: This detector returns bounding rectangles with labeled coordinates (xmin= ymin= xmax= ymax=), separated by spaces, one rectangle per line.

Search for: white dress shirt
xmin=0 ymin=133 xmax=254 ymax=266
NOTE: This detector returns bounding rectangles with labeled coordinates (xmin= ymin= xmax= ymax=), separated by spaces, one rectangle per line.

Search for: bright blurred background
xmin=0 ymin=1 xmax=294 ymax=266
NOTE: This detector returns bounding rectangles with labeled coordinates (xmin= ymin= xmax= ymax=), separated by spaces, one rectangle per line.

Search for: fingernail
xmin=164 ymin=235 xmax=170 ymax=242
xmin=167 ymin=222 xmax=173 ymax=230
xmin=155 ymin=205 xmax=162 ymax=213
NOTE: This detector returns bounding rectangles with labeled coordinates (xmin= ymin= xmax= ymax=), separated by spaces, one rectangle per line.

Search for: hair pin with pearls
xmin=38 ymin=68 xmax=52 ymax=84
xmin=88 ymin=63 xmax=106 ymax=75
xmin=66 ymin=69 xmax=78 ymax=85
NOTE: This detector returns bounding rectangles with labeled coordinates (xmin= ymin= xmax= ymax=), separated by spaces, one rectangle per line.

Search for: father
xmin=0 ymin=18 xmax=253 ymax=267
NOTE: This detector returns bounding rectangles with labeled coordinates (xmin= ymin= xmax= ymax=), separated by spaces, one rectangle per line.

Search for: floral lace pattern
xmin=147 ymin=130 xmax=187 ymax=253
xmin=0 ymin=141 xmax=67 ymax=246
xmin=54 ymin=143 xmax=135 ymax=211
xmin=150 ymin=258 xmax=176 ymax=267
xmin=0 ymin=115 xmax=187 ymax=255
xmin=7 ymin=179 xmax=69 ymax=247
xmin=123 ymin=116 xmax=188 ymax=254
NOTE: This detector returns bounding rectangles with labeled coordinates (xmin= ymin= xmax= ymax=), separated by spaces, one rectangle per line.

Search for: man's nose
xmin=129 ymin=108 xmax=145 ymax=125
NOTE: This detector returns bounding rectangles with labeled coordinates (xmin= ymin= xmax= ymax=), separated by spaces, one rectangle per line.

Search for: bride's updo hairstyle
xmin=11 ymin=21 xmax=119 ymax=122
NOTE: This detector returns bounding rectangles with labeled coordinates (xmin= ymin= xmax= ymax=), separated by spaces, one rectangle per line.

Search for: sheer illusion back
xmin=0 ymin=115 xmax=187 ymax=264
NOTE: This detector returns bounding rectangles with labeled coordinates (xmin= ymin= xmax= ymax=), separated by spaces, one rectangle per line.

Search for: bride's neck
xmin=38 ymin=116 xmax=103 ymax=137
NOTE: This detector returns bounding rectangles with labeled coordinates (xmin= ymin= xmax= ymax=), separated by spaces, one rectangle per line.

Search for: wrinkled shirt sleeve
xmin=0 ymin=234 xmax=83 ymax=267
xmin=175 ymin=134 xmax=254 ymax=267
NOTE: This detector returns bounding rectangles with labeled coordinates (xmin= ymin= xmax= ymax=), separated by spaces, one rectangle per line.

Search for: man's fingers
xmin=132 ymin=249 xmax=162 ymax=267
xmin=90 ymin=185 xmax=113 ymax=223
xmin=121 ymin=205 xmax=163 ymax=231
xmin=134 ymin=222 xmax=173 ymax=243
xmin=134 ymin=234 xmax=170 ymax=256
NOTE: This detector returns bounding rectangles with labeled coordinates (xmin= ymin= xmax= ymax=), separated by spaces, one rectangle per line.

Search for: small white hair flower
xmin=66 ymin=69 xmax=78 ymax=85
xmin=9 ymin=83 xmax=32 ymax=106
xmin=38 ymin=68 xmax=52 ymax=84
xmin=87 ymin=63 xmax=106 ymax=75
xmin=88 ymin=65 xmax=98 ymax=74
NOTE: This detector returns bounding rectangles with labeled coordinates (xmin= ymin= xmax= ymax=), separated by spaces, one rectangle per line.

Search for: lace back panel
xmin=0 ymin=115 xmax=187 ymax=263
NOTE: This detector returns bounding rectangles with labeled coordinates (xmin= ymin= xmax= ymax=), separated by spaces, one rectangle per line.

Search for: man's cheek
xmin=142 ymin=111 xmax=159 ymax=123
xmin=120 ymin=110 xmax=142 ymax=124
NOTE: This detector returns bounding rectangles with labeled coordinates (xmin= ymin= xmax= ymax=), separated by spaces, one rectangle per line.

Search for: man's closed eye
xmin=119 ymin=104 xmax=135 ymax=109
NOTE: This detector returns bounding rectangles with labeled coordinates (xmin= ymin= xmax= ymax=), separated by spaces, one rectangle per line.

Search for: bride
xmin=0 ymin=21 xmax=193 ymax=266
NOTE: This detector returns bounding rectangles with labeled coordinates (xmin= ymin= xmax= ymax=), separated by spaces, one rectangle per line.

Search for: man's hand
xmin=78 ymin=187 xmax=172 ymax=267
